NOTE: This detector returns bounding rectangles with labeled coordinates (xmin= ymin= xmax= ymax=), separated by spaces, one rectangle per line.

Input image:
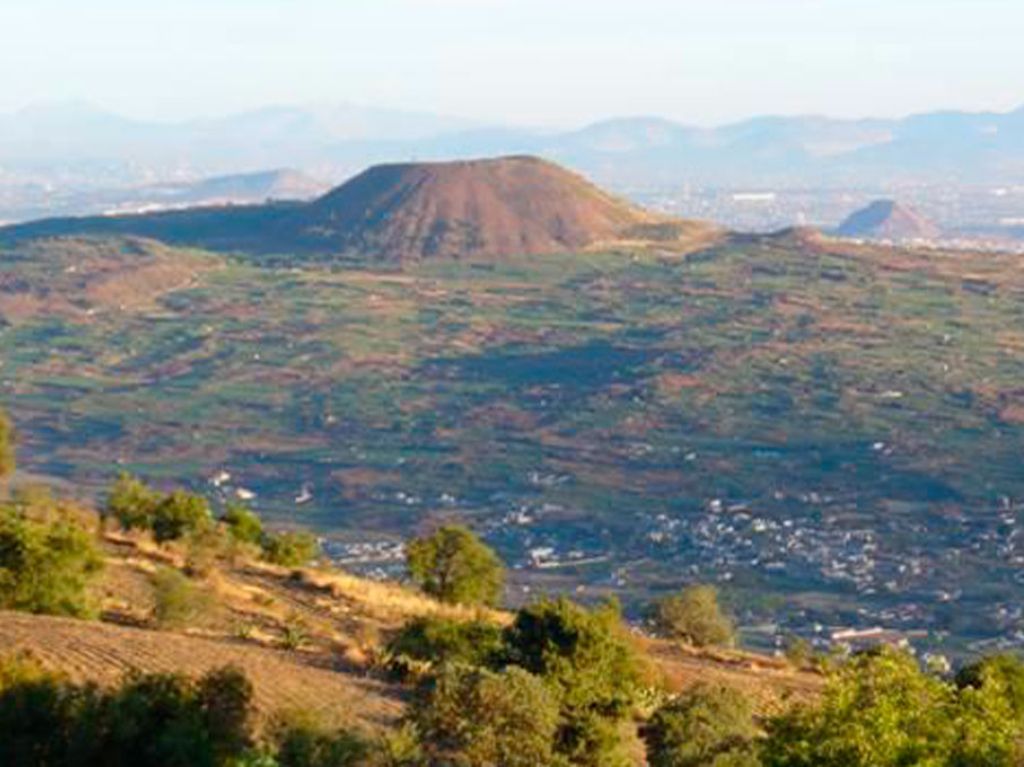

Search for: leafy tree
xmin=761 ymin=647 xmax=955 ymax=767
xmin=152 ymin=490 xmax=213 ymax=543
xmin=411 ymin=663 xmax=561 ymax=767
xmin=643 ymin=683 xmax=761 ymax=767
xmin=406 ymin=525 xmax=504 ymax=607
xmin=0 ymin=407 xmax=14 ymax=486
xmin=951 ymin=654 xmax=1024 ymax=765
xmin=104 ymin=472 xmax=161 ymax=532
xmin=262 ymin=530 xmax=319 ymax=568
xmin=503 ymin=597 xmax=642 ymax=766
xmin=222 ymin=503 xmax=264 ymax=545
xmin=653 ymin=585 xmax=735 ymax=648
xmin=0 ymin=505 xmax=103 ymax=617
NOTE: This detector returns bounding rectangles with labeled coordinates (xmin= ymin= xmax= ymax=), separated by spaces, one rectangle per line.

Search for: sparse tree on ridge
xmin=406 ymin=525 xmax=505 ymax=607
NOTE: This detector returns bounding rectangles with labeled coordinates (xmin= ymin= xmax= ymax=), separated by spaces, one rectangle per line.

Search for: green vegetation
xmin=222 ymin=502 xmax=264 ymax=545
xmin=385 ymin=615 xmax=505 ymax=676
xmin=643 ymin=684 xmax=760 ymax=767
xmin=410 ymin=663 xmax=561 ymax=767
xmin=653 ymin=585 xmax=736 ymax=648
xmin=105 ymin=472 xmax=161 ymax=531
xmin=0 ymin=504 xmax=103 ymax=618
xmin=262 ymin=530 xmax=320 ymax=568
xmin=406 ymin=525 xmax=504 ymax=607
xmin=0 ymin=658 xmax=254 ymax=767
xmin=151 ymin=566 xmax=216 ymax=629
xmin=152 ymin=490 xmax=213 ymax=543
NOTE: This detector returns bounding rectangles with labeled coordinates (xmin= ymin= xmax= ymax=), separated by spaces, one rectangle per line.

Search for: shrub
xmin=151 ymin=566 xmax=215 ymax=629
xmin=271 ymin=710 xmax=372 ymax=767
xmin=262 ymin=531 xmax=319 ymax=568
xmin=411 ymin=663 xmax=560 ymax=767
xmin=503 ymin=597 xmax=642 ymax=766
xmin=643 ymin=683 xmax=761 ymax=767
xmin=386 ymin=616 xmax=505 ymax=677
xmin=152 ymin=490 xmax=213 ymax=543
xmin=406 ymin=525 xmax=504 ymax=607
xmin=653 ymin=585 xmax=735 ymax=648
xmin=222 ymin=503 xmax=264 ymax=545
xmin=0 ymin=662 xmax=254 ymax=767
xmin=104 ymin=472 xmax=160 ymax=532
xmin=0 ymin=505 xmax=103 ymax=617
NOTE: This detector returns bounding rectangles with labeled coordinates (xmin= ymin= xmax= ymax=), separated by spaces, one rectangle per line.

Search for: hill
xmin=0 ymin=156 xmax=717 ymax=261
xmin=290 ymin=156 xmax=677 ymax=261
xmin=835 ymin=199 xmax=942 ymax=241
xmin=0 ymin=528 xmax=820 ymax=738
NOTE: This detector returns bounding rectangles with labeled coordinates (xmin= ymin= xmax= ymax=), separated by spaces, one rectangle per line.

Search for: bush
xmin=411 ymin=663 xmax=560 ymax=767
xmin=653 ymin=585 xmax=735 ymax=648
xmin=0 ymin=661 xmax=254 ymax=767
xmin=104 ymin=472 xmax=161 ymax=532
xmin=385 ymin=616 xmax=505 ymax=677
xmin=152 ymin=490 xmax=213 ymax=543
xmin=151 ymin=566 xmax=215 ymax=629
xmin=406 ymin=525 xmax=504 ymax=607
xmin=643 ymin=683 xmax=760 ymax=767
xmin=271 ymin=710 xmax=373 ymax=767
xmin=503 ymin=597 xmax=642 ymax=766
xmin=262 ymin=531 xmax=319 ymax=568
xmin=0 ymin=505 xmax=103 ymax=617
xmin=222 ymin=503 xmax=264 ymax=545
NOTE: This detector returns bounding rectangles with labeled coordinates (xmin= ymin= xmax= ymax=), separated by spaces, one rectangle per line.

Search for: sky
xmin=1 ymin=0 xmax=1022 ymax=127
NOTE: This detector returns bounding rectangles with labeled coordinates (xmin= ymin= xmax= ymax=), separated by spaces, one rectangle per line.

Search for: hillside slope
xmin=0 ymin=156 xmax=718 ymax=262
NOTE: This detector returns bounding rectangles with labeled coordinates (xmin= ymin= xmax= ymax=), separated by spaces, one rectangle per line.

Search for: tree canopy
xmin=406 ymin=525 xmax=504 ymax=607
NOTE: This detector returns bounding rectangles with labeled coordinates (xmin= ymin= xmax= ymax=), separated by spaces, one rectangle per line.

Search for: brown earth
xmin=290 ymin=155 xmax=716 ymax=261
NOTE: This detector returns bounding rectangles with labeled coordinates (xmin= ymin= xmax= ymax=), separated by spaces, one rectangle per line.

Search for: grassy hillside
xmin=1 ymin=231 xmax=1022 ymax=651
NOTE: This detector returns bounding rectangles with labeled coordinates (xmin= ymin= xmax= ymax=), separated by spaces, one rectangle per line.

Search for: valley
xmin=2 ymin=222 xmax=1023 ymax=655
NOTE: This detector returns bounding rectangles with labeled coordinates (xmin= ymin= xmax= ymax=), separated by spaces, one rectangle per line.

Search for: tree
xmin=653 ymin=585 xmax=735 ymax=648
xmin=222 ymin=503 xmax=263 ymax=545
xmin=271 ymin=709 xmax=373 ymax=767
xmin=0 ymin=408 xmax=14 ymax=486
xmin=411 ymin=663 xmax=560 ymax=767
xmin=104 ymin=472 xmax=160 ymax=532
xmin=503 ymin=597 xmax=642 ymax=766
xmin=0 ymin=506 xmax=103 ymax=617
xmin=262 ymin=530 xmax=319 ymax=568
xmin=406 ymin=525 xmax=504 ymax=607
xmin=643 ymin=683 xmax=761 ymax=767
xmin=761 ymin=647 xmax=955 ymax=767
xmin=152 ymin=490 xmax=212 ymax=543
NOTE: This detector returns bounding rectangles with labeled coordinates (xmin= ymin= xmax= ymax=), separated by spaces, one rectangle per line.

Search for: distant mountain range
xmin=2 ymin=102 xmax=1023 ymax=197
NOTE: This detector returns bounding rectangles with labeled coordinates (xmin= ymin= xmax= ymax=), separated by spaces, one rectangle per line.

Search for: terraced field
xmin=2 ymin=231 xmax=1023 ymax=652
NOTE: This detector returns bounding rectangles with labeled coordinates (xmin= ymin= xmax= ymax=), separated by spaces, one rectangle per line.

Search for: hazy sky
xmin=2 ymin=0 xmax=1021 ymax=126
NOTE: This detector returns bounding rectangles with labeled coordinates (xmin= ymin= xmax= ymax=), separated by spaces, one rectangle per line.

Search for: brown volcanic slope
xmin=0 ymin=156 xmax=717 ymax=262
xmin=835 ymin=199 xmax=941 ymax=241
xmin=291 ymin=155 xmax=683 ymax=261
